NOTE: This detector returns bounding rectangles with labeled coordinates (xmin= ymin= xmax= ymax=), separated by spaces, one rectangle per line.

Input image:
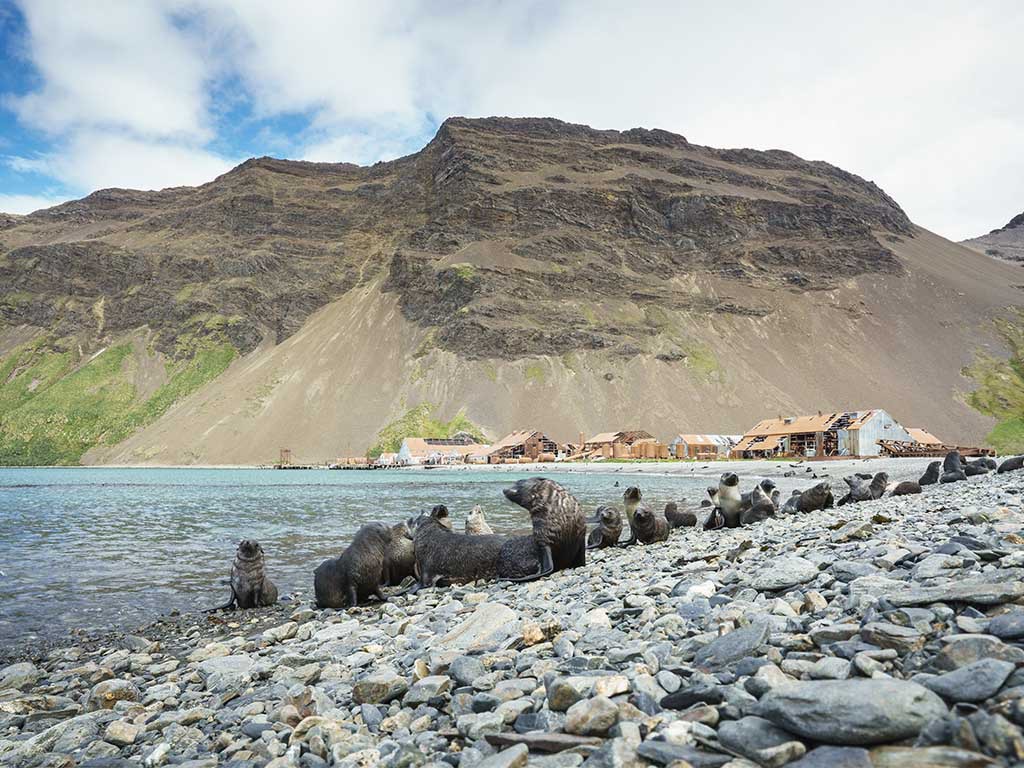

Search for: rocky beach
xmin=3 ymin=467 xmax=1024 ymax=767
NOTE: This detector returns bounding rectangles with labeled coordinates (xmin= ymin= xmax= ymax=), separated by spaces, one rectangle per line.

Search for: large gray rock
xmin=758 ymin=679 xmax=948 ymax=745
xmin=883 ymin=579 xmax=1024 ymax=607
xmin=352 ymin=667 xmax=408 ymax=704
xmin=788 ymin=746 xmax=873 ymax=767
xmin=694 ymin=621 xmax=770 ymax=668
xmin=933 ymin=635 xmax=1024 ymax=670
xmin=718 ymin=716 xmax=807 ymax=767
xmin=0 ymin=662 xmax=39 ymax=692
xmin=988 ymin=611 xmax=1024 ymax=641
xmin=923 ymin=658 xmax=1015 ymax=702
xmin=749 ymin=557 xmax=818 ymax=591
xmin=564 ymin=695 xmax=619 ymax=736
xmin=86 ymin=679 xmax=140 ymax=711
xmin=436 ymin=602 xmax=521 ymax=651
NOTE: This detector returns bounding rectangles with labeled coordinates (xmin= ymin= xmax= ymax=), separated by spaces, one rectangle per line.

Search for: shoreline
xmin=3 ymin=469 xmax=1024 ymax=766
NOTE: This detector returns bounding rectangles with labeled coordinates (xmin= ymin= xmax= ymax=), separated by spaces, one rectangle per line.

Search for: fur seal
xmin=782 ymin=481 xmax=834 ymax=514
xmin=465 ymin=505 xmax=494 ymax=535
xmin=621 ymin=486 xmax=643 ymax=545
xmin=738 ymin=479 xmax=777 ymax=518
xmin=631 ymin=505 xmax=670 ymax=544
xmin=891 ymin=480 xmax=922 ymax=496
xmin=502 ymin=477 xmax=587 ymax=581
xmin=940 ymin=451 xmax=967 ymax=484
xmin=965 ymin=458 xmax=993 ymax=477
xmin=215 ymin=540 xmax=278 ymax=610
xmin=740 ymin=483 xmax=775 ymax=525
xmin=587 ymin=505 xmax=623 ymax=549
xmin=664 ymin=501 xmax=698 ymax=528
xmin=412 ymin=513 xmax=538 ymax=587
xmin=385 ymin=519 xmax=417 ymax=586
xmin=314 ymin=523 xmax=393 ymax=609
xmin=429 ymin=504 xmax=454 ymax=529
xmin=837 ymin=475 xmax=871 ymax=506
xmin=998 ymin=455 xmax=1024 ymax=474
xmin=919 ymin=461 xmax=941 ymax=485
xmin=717 ymin=473 xmax=743 ymax=527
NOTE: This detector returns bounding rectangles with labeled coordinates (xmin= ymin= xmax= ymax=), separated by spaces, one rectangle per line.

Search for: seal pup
xmin=837 ymin=475 xmax=870 ymax=506
xmin=465 ymin=506 xmax=494 ymax=535
xmin=502 ymin=477 xmax=587 ymax=581
xmin=716 ymin=473 xmax=743 ymax=527
xmin=314 ymin=523 xmax=393 ymax=609
xmin=998 ymin=456 xmax=1024 ymax=474
xmin=587 ymin=505 xmax=623 ymax=549
xmin=631 ymin=505 xmax=670 ymax=544
xmin=940 ymin=451 xmax=967 ymax=484
xmin=891 ymin=480 xmax=922 ymax=496
xmin=869 ymin=472 xmax=889 ymax=499
xmin=738 ymin=479 xmax=777 ymax=518
xmin=664 ymin=501 xmax=698 ymax=528
xmin=385 ymin=519 xmax=417 ymax=586
xmin=620 ymin=486 xmax=643 ymax=545
xmin=429 ymin=504 xmax=454 ymax=529
xmin=782 ymin=481 xmax=834 ymax=514
xmin=213 ymin=540 xmax=278 ymax=610
xmin=740 ymin=483 xmax=775 ymax=525
xmin=919 ymin=461 xmax=941 ymax=485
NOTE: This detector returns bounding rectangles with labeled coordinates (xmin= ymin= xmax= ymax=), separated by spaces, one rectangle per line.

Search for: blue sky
xmin=1 ymin=1 xmax=1022 ymax=241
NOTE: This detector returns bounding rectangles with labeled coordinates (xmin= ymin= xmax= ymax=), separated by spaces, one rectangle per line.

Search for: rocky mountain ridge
xmin=963 ymin=211 xmax=1024 ymax=264
xmin=0 ymin=117 xmax=1022 ymax=464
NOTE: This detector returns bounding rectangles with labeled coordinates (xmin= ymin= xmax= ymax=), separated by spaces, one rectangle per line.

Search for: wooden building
xmin=488 ymin=430 xmax=559 ymax=463
xmin=581 ymin=430 xmax=655 ymax=459
xmin=733 ymin=410 xmax=914 ymax=458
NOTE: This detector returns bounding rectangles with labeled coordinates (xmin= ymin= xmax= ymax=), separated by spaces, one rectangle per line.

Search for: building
xmin=733 ymin=410 xmax=913 ymax=458
xmin=373 ymin=452 xmax=398 ymax=467
xmin=581 ymin=430 xmax=655 ymax=459
xmin=670 ymin=434 xmax=737 ymax=459
xmin=397 ymin=436 xmax=491 ymax=466
xmin=488 ymin=430 xmax=560 ymax=463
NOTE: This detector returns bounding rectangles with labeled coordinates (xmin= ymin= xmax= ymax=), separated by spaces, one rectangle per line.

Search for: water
xmin=0 ymin=466 xmax=724 ymax=646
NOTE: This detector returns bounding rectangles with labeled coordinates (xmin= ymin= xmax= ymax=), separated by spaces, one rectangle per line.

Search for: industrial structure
xmin=732 ymin=410 xmax=915 ymax=458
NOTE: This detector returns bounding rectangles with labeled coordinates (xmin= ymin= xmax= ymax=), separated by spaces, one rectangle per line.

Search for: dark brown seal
xmin=217 ymin=539 xmax=278 ymax=610
xmin=502 ymin=477 xmax=587 ymax=580
xmin=412 ymin=512 xmax=539 ymax=587
xmin=620 ymin=486 xmax=643 ymax=545
xmin=998 ymin=455 xmax=1024 ymax=474
xmin=919 ymin=461 xmax=941 ymax=485
xmin=631 ymin=505 xmax=670 ymax=543
xmin=940 ymin=450 xmax=967 ymax=483
xmin=314 ymin=522 xmax=393 ymax=609
xmin=587 ymin=505 xmax=623 ymax=549
xmin=890 ymin=480 xmax=921 ymax=496
xmin=739 ymin=484 xmax=775 ymax=525
xmin=781 ymin=481 xmax=834 ymax=514
xmin=664 ymin=501 xmax=698 ymax=528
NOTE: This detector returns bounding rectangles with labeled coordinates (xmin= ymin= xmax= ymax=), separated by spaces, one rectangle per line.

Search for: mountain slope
xmin=1 ymin=117 xmax=1022 ymax=464
xmin=962 ymin=211 xmax=1024 ymax=264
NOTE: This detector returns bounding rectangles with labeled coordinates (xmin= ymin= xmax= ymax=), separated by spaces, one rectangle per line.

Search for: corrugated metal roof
xmin=676 ymin=434 xmax=725 ymax=446
xmin=585 ymin=432 xmax=621 ymax=445
xmin=906 ymin=427 xmax=942 ymax=445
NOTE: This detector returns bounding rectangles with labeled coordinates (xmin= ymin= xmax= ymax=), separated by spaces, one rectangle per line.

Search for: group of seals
xmin=837 ymin=472 xmax=889 ymax=505
xmin=939 ymin=450 xmax=999 ymax=484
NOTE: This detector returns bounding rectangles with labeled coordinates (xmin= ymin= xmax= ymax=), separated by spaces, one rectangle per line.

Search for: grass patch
xmin=449 ymin=262 xmax=478 ymax=281
xmin=0 ymin=338 xmax=235 ymax=465
xmin=368 ymin=403 xmax=487 ymax=459
xmin=963 ymin=310 xmax=1024 ymax=452
xmin=684 ymin=342 xmax=719 ymax=377
xmin=524 ymin=361 xmax=547 ymax=384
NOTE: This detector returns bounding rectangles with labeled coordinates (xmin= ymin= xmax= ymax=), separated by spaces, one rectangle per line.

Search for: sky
xmin=0 ymin=1 xmax=1021 ymax=241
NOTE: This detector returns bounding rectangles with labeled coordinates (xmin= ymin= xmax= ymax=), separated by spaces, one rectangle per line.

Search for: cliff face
xmin=962 ymin=211 xmax=1024 ymax=264
xmin=0 ymin=117 xmax=1021 ymax=464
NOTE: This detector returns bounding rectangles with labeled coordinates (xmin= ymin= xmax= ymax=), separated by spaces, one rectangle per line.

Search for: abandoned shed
xmin=488 ymin=430 xmax=560 ymax=463
xmin=732 ymin=410 xmax=914 ymax=458
xmin=581 ymin=430 xmax=655 ymax=459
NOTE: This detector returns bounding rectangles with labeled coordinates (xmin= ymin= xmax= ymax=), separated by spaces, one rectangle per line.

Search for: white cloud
xmin=31 ymin=132 xmax=237 ymax=192
xmin=10 ymin=0 xmax=210 ymax=140
xmin=0 ymin=193 xmax=69 ymax=215
xmin=5 ymin=0 xmax=1024 ymax=239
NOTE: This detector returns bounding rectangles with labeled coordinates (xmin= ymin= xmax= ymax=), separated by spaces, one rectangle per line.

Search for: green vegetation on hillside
xmin=963 ymin=310 xmax=1024 ymax=452
xmin=0 ymin=338 xmax=235 ymax=465
xmin=368 ymin=403 xmax=487 ymax=459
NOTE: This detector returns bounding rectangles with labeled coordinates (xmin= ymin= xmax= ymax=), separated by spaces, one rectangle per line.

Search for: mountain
xmin=1 ymin=117 xmax=1022 ymax=465
xmin=962 ymin=211 xmax=1024 ymax=264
